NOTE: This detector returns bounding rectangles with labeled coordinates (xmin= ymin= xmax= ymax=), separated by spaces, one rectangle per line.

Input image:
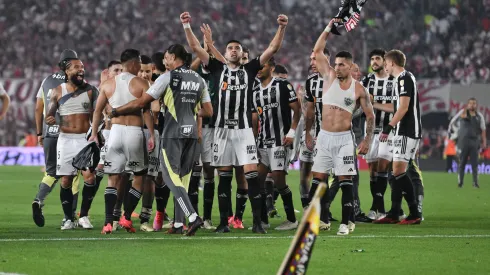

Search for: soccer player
xmin=0 ymin=83 xmax=10 ymax=120
xmin=252 ymin=57 xmax=301 ymax=230
xmin=45 ymin=56 xmax=99 ymax=230
xmin=360 ymin=49 xmax=396 ymax=221
xmin=182 ymin=11 xmax=288 ymax=233
xmin=92 ymin=49 xmax=155 ymax=234
xmin=311 ymin=18 xmax=375 ymax=235
xmin=455 ymin=98 xmax=486 ymax=188
xmin=109 ymin=44 xmax=212 ymax=236
xmin=373 ymin=49 xmax=423 ymax=225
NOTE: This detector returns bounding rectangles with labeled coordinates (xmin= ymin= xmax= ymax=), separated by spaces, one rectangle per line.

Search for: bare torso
xmin=321 ymin=77 xmax=360 ymax=132
xmin=53 ymin=85 xmax=92 ymax=134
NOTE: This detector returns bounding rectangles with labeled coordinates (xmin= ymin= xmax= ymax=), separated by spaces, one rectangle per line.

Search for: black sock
xmin=320 ymin=188 xmax=330 ymax=223
xmin=308 ymin=178 xmax=320 ymax=201
xmin=246 ymin=171 xmax=262 ymax=225
xmin=412 ymin=179 xmax=424 ymax=216
xmin=369 ymin=175 xmax=377 ymax=211
xmin=217 ymin=171 xmax=233 ymax=226
xmin=273 ymin=187 xmax=279 ymax=203
xmin=203 ymin=178 xmax=215 ymax=220
xmin=235 ymin=188 xmax=248 ymax=221
xmin=104 ymin=187 xmax=117 ymax=225
xmin=124 ymin=187 xmax=142 ymax=221
xmin=352 ymin=174 xmax=361 ymax=216
xmin=94 ymin=169 xmax=104 ymax=195
xmin=188 ymin=170 xmax=201 ymax=216
xmin=279 ymin=185 xmax=296 ymax=223
xmin=390 ymin=174 xmax=403 ymax=220
xmin=397 ymin=173 xmax=418 ymax=218
xmin=376 ymin=173 xmax=389 ymax=214
xmin=340 ymin=181 xmax=354 ymax=225
xmin=265 ymin=178 xmax=274 ymax=212
xmin=260 ymin=188 xmax=269 ymax=225
xmin=60 ymin=185 xmax=74 ymax=221
xmin=227 ymin=185 xmax=233 ymax=218
xmin=155 ymin=184 xmax=170 ymax=213
xmin=80 ymin=182 xmax=96 ymax=218
xmin=139 ymin=207 xmax=152 ymax=224
xmin=122 ymin=178 xmax=132 ymax=216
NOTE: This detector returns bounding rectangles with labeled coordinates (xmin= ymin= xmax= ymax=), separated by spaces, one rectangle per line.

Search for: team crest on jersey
xmin=221 ymin=81 xmax=228 ymax=91
xmin=287 ymin=84 xmax=293 ymax=90
xmin=400 ymin=80 xmax=405 ymax=87
xmin=344 ymin=97 xmax=354 ymax=106
xmin=180 ymin=125 xmax=193 ymax=136
xmin=82 ymin=102 xmax=89 ymax=110
xmin=257 ymin=106 xmax=263 ymax=115
xmin=237 ymin=70 xmax=245 ymax=79
xmin=172 ymin=78 xmax=180 ymax=88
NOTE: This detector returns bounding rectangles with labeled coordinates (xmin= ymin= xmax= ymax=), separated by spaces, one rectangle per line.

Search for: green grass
xmin=0 ymin=166 xmax=489 ymax=275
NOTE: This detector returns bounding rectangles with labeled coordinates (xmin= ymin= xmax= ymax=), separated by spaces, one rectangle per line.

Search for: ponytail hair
xmin=166 ymin=44 xmax=192 ymax=66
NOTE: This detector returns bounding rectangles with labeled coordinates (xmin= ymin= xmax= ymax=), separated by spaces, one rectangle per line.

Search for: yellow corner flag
xmin=277 ymin=183 xmax=327 ymax=275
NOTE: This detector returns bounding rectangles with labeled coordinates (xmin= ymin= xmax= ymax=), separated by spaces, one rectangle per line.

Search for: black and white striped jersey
xmin=252 ymin=77 xmax=298 ymax=148
xmin=206 ymin=56 xmax=262 ymax=129
xmin=360 ymin=73 xmax=396 ymax=133
xmin=304 ymin=73 xmax=324 ymax=137
xmin=393 ymin=70 xmax=422 ymax=139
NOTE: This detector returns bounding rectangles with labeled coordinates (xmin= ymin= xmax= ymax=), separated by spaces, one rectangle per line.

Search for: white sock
xmin=189 ymin=213 xmax=197 ymax=223
xmin=173 ymin=222 xmax=184 ymax=228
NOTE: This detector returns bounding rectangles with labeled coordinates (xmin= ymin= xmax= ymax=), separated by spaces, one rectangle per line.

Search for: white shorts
xmin=144 ymin=129 xmax=161 ymax=177
xmin=312 ymin=130 xmax=357 ymax=176
xmin=393 ymin=135 xmax=420 ymax=163
xmin=363 ymin=132 xmax=394 ymax=163
xmin=212 ymin=128 xmax=258 ymax=167
xmin=201 ymin=127 xmax=214 ymax=164
xmin=258 ymin=146 xmax=292 ymax=172
xmin=98 ymin=129 xmax=111 ymax=165
xmin=56 ymin=133 xmax=89 ymax=176
xmin=104 ymin=124 xmax=148 ymax=174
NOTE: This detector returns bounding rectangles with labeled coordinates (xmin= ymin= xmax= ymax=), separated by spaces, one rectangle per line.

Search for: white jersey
xmin=58 ymin=83 xmax=91 ymax=116
xmin=109 ymin=72 xmax=137 ymax=108
xmin=322 ymin=78 xmax=356 ymax=114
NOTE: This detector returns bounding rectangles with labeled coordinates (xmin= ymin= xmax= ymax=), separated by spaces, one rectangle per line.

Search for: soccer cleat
xmin=348 ymin=221 xmax=356 ymax=232
xmin=78 ymin=216 xmax=94 ymax=229
xmin=268 ymin=208 xmax=278 ymax=218
xmin=119 ymin=216 xmax=136 ymax=233
xmin=399 ymin=214 xmax=407 ymax=221
xmin=101 ymin=223 xmax=113 ymax=234
xmin=248 ymin=222 xmax=271 ymax=230
xmin=473 ymin=182 xmax=480 ymax=188
xmin=319 ymin=221 xmax=331 ymax=231
xmin=140 ymin=222 xmax=154 ymax=232
xmin=232 ymin=218 xmax=244 ymax=229
xmin=373 ymin=216 xmax=399 ymax=224
xmin=61 ymin=219 xmax=76 ymax=230
xmin=112 ymin=221 xmax=120 ymax=231
xmin=165 ymin=226 xmax=184 ymax=234
xmin=458 ymin=183 xmax=463 ymax=188
xmin=202 ymin=219 xmax=217 ymax=230
xmin=275 ymin=220 xmax=299 ymax=231
xmin=294 ymin=209 xmax=301 ymax=213
xmin=376 ymin=213 xmax=387 ymax=221
xmin=186 ymin=216 xmax=204 ymax=236
xmin=355 ymin=213 xmax=373 ymax=223
xmin=214 ymin=224 xmax=231 ymax=233
xmin=227 ymin=216 xmax=234 ymax=226
xmin=397 ymin=216 xmax=422 ymax=225
xmin=153 ymin=211 xmax=164 ymax=231
xmin=367 ymin=210 xmax=377 ymax=221
xmin=32 ymin=200 xmax=45 ymax=227
xmin=337 ymin=224 xmax=349 ymax=235
xmin=252 ymin=223 xmax=267 ymax=234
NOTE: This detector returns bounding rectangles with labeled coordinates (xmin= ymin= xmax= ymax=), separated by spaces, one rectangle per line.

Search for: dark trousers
xmin=458 ymin=142 xmax=479 ymax=185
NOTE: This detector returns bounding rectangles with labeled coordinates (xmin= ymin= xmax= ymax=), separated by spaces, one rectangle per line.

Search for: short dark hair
xmin=166 ymin=44 xmax=192 ymax=66
xmin=335 ymin=51 xmax=353 ymax=61
xmin=141 ymin=55 xmax=152 ymax=65
xmin=274 ymin=64 xmax=288 ymax=75
xmin=226 ymin=40 xmax=242 ymax=49
xmin=385 ymin=49 xmax=406 ymax=67
xmin=369 ymin=48 xmax=386 ymax=59
xmin=107 ymin=60 xmax=121 ymax=69
xmin=120 ymin=49 xmax=141 ymax=64
xmin=468 ymin=97 xmax=477 ymax=102
xmin=151 ymin=52 xmax=165 ymax=72
xmin=243 ymin=47 xmax=250 ymax=55
xmin=266 ymin=57 xmax=276 ymax=67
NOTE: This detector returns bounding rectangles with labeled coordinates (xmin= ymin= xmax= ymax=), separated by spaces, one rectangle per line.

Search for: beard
xmin=70 ymin=74 xmax=85 ymax=87
xmin=372 ymin=65 xmax=384 ymax=72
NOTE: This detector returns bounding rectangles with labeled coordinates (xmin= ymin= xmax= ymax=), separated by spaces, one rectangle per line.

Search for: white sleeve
xmin=36 ymin=79 xmax=46 ymax=99
xmin=0 ymin=83 xmax=6 ymax=96
xmin=147 ymin=72 xmax=171 ymax=100
xmin=478 ymin=112 xmax=486 ymax=130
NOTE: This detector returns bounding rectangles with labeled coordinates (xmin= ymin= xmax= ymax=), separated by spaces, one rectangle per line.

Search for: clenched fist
xmin=180 ymin=12 xmax=191 ymax=24
xmin=277 ymin=14 xmax=288 ymax=26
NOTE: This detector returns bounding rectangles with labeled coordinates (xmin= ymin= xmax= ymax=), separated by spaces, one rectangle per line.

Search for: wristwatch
xmin=111 ymin=108 xmax=117 ymax=118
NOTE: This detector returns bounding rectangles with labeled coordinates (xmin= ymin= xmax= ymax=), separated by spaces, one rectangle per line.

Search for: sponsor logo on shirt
xmin=225 ymin=119 xmax=238 ymax=126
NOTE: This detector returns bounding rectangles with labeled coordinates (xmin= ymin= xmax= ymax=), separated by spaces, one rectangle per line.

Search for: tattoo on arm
xmin=361 ymin=89 xmax=375 ymax=142
xmin=46 ymin=90 xmax=59 ymax=117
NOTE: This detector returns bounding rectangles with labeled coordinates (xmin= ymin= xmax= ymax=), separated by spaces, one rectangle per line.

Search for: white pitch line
xmin=0 ymin=272 xmax=27 ymax=275
xmin=1 ymin=235 xmax=490 ymax=242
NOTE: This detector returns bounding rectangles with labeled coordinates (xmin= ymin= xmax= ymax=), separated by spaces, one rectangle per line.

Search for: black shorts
xmin=43 ymin=136 xmax=58 ymax=177
xmin=160 ymin=138 xmax=200 ymax=178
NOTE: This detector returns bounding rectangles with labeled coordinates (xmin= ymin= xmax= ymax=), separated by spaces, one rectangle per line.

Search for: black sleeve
xmin=207 ymin=57 xmax=225 ymax=73
xmin=399 ymin=74 xmax=414 ymax=98
xmin=244 ymin=56 xmax=262 ymax=77
xmin=281 ymin=80 xmax=298 ymax=104
xmin=304 ymin=78 xmax=314 ymax=102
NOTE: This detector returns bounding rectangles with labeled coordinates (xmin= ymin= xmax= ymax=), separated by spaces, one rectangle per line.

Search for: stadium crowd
xmin=2 ymin=0 xmax=489 ymax=81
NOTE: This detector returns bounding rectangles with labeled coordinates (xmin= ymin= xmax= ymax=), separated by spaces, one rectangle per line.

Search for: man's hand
xmin=357 ymin=139 xmax=369 ymax=155
xmin=198 ymin=129 xmax=203 ymax=144
xmin=379 ymin=124 xmax=393 ymax=142
xmin=200 ymin=24 xmax=213 ymax=45
xmin=45 ymin=116 xmax=56 ymax=125
xmin=147 ymin=135 xmax=155 ymax=153
xmin=38 ymin=136 xmax=43 ymax=146
xmin=282 ymin=136 xmax=294 ymax=146
xmin=277 ymin=14 xmax=288 ymax=26
xmin=370 ymin=93 xmax=374 ymax=103
xmin=88 ymin=135 xmax=99 ymax=146
xmin=180 ymin=12 xmax=191 ymax=24
xmin=305 ymin=132 xmax=315 ymax=151
xmin=328 ymin=18 xmax=342 ymax=29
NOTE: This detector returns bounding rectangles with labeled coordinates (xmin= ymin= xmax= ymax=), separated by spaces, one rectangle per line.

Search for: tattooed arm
xmin=45 ymin=86 xmax=60 ymax=125
xmin=356 ymin=83 xmax=375 ymax=155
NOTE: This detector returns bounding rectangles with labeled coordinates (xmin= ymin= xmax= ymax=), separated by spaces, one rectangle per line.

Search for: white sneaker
xmin=348 ymin=221 xmax=355 ymax=233
xmin=275 ymin=220 xmax=299 ymax=231
xmin=367 ymin=210 xmax=377 ymax=220
xmin=140 ymin=222 xmax=154 ymax=232
xmin=61 ymin=220 xmax=76 ymax=230
xmin=399 ymin=214 xmax=407 ymax=220
xmin=319 ymin=221 xmax=331 ymax=231
xmin=248 ymin=222 xmax=270 ymax=230
xmin=376 ymin=213 xmax=387 ymax=221
xmin=202 ymin=219 xmax=217 ymax=230
xmin=78 ymin=216 xmax=94 ymax=229
xmin=162 ymin=222 xmax=173 ymax=229
xmin=337 ymin=224 xmax=349 ymax=235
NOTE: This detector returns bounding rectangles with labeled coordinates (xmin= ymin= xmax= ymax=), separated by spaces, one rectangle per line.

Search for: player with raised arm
xmin=182 ymin=11 xmax=288 ymax=233
xmin=310 ymin=18 xmax=375 ymax=235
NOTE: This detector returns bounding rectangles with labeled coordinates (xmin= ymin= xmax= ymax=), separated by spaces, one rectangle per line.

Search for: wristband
xmin=37 ymin=133 xmax=42 ymax=137
xmin=286 ymin=128 xmax=296 ymax=138
xmin=382 ymin=124 xmax=393 ymax=135
xmin=111 ymin=108 xmax=118 ymax=118
xmin=183 ymin=23 xmax=190 ymax=29
xmin=324 ymin=25 xmax=332 ymax=33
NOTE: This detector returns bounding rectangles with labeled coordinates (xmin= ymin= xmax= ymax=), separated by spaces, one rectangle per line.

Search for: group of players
xmin=30 ymin=14 xmax=424 ymax=236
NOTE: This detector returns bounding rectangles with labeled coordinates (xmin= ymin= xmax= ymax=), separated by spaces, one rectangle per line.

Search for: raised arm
xmin=357 ymin=83 xmax=375 ymax=155
xmin=313 ymin=19 xmax=339 ymax=78
xmin=260 ymin=15 xmax=288 ymax=66
xmin=201 ymin=24 xmax=227 ymax=64
xmin=181 ymin=12 xmax=210 ymax=65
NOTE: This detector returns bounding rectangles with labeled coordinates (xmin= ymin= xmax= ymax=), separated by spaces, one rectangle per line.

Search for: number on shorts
xmin=57 ymin=151 xmax=60 ymax=159
xmin=213 ymin=143 xmax=218 ymax=153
